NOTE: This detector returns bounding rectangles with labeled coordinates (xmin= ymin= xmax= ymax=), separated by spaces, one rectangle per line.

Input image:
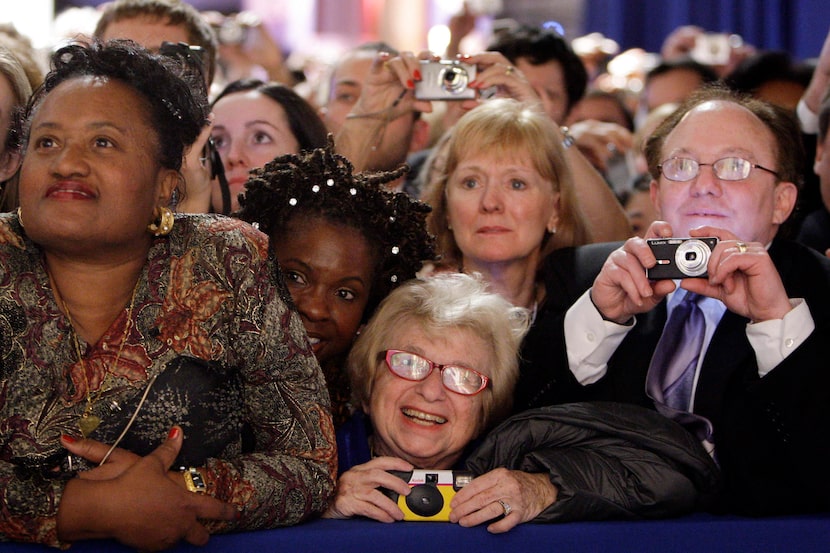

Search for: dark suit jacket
xmin=515 ymin=237 xmax=830 ymax=516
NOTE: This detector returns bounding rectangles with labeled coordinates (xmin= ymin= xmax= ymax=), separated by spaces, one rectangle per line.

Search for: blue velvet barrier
xmin=2 ymin=513 xmax=830 ymax=552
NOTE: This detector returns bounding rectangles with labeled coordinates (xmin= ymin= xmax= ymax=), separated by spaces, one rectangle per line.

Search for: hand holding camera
xmin=414 ymin=60 xmax=479 ymax=101
xmin=591 ymin=220 xmax=795 ymax=325
xmin=379 ymin=470 xmax=474 ymax=521
xmin=319 ymin=455 xmax=414 ymax=521
xmin=646 ymin=237 xmax=718 ymax=280
xmin=666 ymin=228 xmax=794 ymax=324
xmin=413 ymin=51 xmax=541 ymax=110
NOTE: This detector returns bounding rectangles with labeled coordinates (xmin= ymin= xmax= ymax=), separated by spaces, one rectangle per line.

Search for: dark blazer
xmin=516 ymin=237 xmax=830 ymax=516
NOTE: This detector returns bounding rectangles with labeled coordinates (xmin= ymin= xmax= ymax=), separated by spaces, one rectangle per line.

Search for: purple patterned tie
xmin=647 ymin=291 xmax=710 ymax=436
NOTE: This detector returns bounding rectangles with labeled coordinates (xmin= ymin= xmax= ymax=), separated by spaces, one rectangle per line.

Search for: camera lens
xmin=675 ymin=239 xmax=710 ymax=277
xmin=405 ymin=484 xmax=444 ymax=517
xmin=440 ymin=65 xmax=469 ymax=95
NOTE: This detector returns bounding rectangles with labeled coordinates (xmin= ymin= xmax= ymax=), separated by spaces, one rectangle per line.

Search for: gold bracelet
xmin=182 ymin=467 xmax=207 ymax=494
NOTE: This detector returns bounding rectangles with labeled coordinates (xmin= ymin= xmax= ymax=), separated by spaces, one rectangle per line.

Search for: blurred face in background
xmin=514 ymin=58 xmax=568 ymax=124
xmin=322 ymin=50 xmax=418 ymax=170
xmin=644 ymin=68 xmax=705 ymax=113
xmin=211 ymin=89 xmax=300 ymax=212
xmin=815 ymin=125 xmax=830 ymax=213
xmin=98 ymin=15 xmax=190 ymax=50
xmin=0 ymin=72 xmax=20 ymax=180
xmin=565 ymin=94 xmax=631 ymax=129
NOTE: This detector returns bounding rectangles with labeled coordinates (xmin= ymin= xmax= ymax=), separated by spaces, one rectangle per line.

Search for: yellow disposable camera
xmin=381 ymin=469 xmax=474 ymax=522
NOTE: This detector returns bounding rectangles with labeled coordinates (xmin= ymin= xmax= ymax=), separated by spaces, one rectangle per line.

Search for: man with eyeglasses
xmin=519 ymin=84 xmax=830 ymax=517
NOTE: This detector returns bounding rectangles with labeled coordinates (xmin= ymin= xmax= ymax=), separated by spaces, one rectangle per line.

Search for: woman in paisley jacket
xmin=0 ymin=40 xmax=335 ymax=550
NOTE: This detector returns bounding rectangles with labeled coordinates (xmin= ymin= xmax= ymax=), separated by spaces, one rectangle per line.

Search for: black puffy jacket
xmin=465 ymin=402 xmax=722 ymax=522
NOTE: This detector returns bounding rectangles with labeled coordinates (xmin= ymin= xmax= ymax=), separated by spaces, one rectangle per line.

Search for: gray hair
xmin=347 ymin=272 xmax=530 ymax=431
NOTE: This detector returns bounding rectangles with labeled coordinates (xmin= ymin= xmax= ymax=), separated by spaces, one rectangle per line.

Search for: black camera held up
xmin=647 ymin=237 xmax=718 ymax=280
xmin=379 ymin=469 xmax=474 ymax=521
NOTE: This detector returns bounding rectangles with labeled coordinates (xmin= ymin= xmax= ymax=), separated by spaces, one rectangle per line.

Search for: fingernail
xmin=413 ymin=69 xmax=422 ymax=81
xmin=62 ymin=434 xmax=77 ymax=444
xmin=406 ymin=79 xmax=415 ymax=89
xmin=168 ymin=427 xmax=180 ymax=440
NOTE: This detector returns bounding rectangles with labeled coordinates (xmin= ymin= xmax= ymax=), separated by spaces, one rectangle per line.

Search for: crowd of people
xmin=1 ymin=0 xmax=829 ymax=549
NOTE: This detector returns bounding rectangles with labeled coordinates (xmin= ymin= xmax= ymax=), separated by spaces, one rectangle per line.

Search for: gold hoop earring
xmin=16 ymin=207 xmax=24 ymax=230
xmin=147 ymin=206 xmax=174 ymax=236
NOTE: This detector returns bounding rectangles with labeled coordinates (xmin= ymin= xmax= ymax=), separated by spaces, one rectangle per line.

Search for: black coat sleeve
xmin=465 ymin=402 xmax=721 ymax=522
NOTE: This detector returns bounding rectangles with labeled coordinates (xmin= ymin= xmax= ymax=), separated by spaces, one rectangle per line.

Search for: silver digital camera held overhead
xmin=646 ymin=237 xmax=718 ymax=280
xmin=379 ymin=469 xmax=474 ymax=521
xmin=414 ymin=60 xmax=477 ymax=101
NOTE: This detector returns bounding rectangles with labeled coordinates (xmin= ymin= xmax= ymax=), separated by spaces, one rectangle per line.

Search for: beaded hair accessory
xmin=238 ymin=135 xmax=436 ymax=301
xmin=161 ymin=98 xmax=183 ymax=120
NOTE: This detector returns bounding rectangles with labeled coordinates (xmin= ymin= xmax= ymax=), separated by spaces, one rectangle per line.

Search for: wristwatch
xmin=182 ymin=466 xmax=207 ymax=494
xmin=560 ymin=126 xmax=575 ymax=150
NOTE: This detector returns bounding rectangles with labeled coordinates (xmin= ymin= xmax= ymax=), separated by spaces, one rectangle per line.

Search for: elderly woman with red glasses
xmin=324 ymin=273 xmax=720 ymax=532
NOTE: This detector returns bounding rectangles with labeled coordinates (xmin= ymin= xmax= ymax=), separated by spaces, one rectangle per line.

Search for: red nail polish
xmin=406 ymin=79 xmax=415 ymax=89
xmin=414 ymin=69 xmax=422 ymax=81
xmin=168 ymin=427 xmax=180 ymax=440
xmin=62 ymin=434 xmax=77 ymax=443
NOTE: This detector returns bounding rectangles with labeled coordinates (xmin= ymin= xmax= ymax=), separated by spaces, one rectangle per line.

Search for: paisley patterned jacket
xmin=0 ymin=213 xmax=336 ymax=546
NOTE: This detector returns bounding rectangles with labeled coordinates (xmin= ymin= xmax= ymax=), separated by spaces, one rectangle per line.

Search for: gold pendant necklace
xmin=56 ymin=279 xmax=140 ymax=438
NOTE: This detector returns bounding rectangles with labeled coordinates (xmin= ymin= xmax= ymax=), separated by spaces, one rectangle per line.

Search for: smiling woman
xmin=326 ymin=273 xmax=534 ymax=525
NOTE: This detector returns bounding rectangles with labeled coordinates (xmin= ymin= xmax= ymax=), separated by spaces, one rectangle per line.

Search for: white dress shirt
xmin=564 ymin=287 xmax=815 ymax=395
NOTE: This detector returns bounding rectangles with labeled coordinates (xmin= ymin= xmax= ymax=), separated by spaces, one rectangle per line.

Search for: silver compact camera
xmin=414 ymin=60 xmax=477 ymax=100
xmin=646 ymin=237 xmax=718 ymax=279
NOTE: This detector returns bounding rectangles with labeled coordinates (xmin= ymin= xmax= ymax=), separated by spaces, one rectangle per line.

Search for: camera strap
xmin=216 ymin=157 xmax=231 ymax=216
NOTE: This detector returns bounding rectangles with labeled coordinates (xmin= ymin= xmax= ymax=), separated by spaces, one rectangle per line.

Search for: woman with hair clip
xmin=0 ymin=40 xmax=334 ymax=550
xmin=235 ymin=137 xmax=437 ymax=427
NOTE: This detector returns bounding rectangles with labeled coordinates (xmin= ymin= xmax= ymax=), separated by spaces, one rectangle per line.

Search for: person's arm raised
xmin=335 ymin=51 xmax=435 ymax=172
xmin=557 ymin=123 xmax=632 ymax=242
xmin=801 ymin=26 xmax=830 ymax=117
